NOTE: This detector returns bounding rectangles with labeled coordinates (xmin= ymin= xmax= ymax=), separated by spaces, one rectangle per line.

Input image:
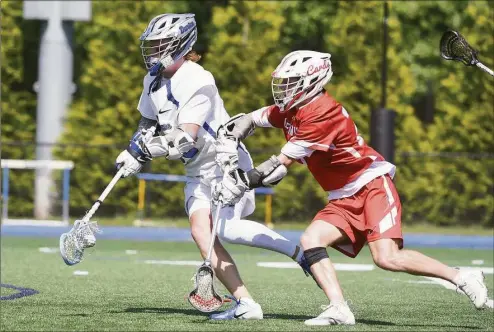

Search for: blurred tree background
xmin=1 ymin=0 xmax=493 ymax=226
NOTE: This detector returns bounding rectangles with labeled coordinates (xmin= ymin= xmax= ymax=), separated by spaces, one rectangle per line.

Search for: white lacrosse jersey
xmin=137 ymin=60 xmax=253 ymax=178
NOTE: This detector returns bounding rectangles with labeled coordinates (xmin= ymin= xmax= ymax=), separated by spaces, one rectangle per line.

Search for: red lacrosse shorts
xmin=313 ymin=175 xmax=403 ymax=258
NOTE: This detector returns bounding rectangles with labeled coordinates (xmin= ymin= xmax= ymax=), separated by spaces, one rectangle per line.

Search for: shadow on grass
xmin=60 ymin=313 xmax=91 ymax=317
xmin=359 ymin=319 xmax=481 ymax=330
xmin=110 ymin=308 xmax=482 ymax=329
xmin=111 ymin=307 xmax=208 ymax=317
xmin=116 ymin=308 xmax=314 ymax=321
xmin=263 ymin=314 xmax=313 ymax=320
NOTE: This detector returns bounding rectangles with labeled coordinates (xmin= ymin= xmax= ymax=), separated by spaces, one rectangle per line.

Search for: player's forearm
xmin=277 ymin=153 xmax=295 ymax=168
xmin=179 ymin=123 xmax=200 ymax=140
xmin=136 ymin=116 xmax=158 ymax=134
xmin=251 ymin=107 xmax=274 ymax=128
xmin=217 ymin=109 xmax=269 ymax=143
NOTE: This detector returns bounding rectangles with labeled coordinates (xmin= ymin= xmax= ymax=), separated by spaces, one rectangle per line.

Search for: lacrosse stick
xmin=440 ymin=30 xmax=494 ymax=77
xmin=59 ymin=167 xmax=125 ymax=266
xmin=188 ymin=199 xmax=225 ymax=312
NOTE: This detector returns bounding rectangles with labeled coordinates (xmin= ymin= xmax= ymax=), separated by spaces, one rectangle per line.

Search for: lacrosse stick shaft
xmin=82 ymin=167 xmax=125 ymax=222
xmin=476 ymin=62 xmax=494 ymax=77
xmin=205 ymin=203 xmax=222 ymax=263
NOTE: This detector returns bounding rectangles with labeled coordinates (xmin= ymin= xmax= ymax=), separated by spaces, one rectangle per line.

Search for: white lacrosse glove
xmin=116 ymin=127 xmax=156 ymax=178
xmin=214 ymin=133 xmax=239 ymax=172
xmin=115 ymin=150 xmax=144 ymax=178
xmin=212 ymin=169 xmax=250 ymax=206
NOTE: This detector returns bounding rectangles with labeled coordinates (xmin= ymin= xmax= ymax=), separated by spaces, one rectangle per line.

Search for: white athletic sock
xmin=216 ymin=205 xmax=302 ymax=261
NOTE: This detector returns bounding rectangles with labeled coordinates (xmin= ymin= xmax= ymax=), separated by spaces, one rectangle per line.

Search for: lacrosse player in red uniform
xmin=214 ymin=50 xmax=491 ymax=326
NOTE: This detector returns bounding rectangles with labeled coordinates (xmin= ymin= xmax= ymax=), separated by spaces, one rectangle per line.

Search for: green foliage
xmin=393 ymin=1 xmax=494 ymax=226
xmin=1 ymin=1 xmax=38 ymax=216
xmin=1 ymin=1 xmax=492 ymax=226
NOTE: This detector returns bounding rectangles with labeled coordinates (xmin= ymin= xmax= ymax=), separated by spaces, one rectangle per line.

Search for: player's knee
xmin=303 ymin=247 xmax=329 ymax=268
xmin=300 ymin=230 xmax=320 ymax=249
xmin=373 ymin=250 xmax=402 ymax=271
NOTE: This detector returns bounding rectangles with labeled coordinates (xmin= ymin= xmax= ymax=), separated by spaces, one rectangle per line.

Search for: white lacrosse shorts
xmin=184 ymin=176 xmax=255 ymax=220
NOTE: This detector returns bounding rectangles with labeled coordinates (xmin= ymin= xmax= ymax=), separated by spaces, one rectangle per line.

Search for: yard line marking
xmin=423 ymin=277 xmax=460 ymax=292
xmin=422 ymin=266 xmax=493 ymax=294
xmin=73 ymin=270 xmax=89 ymax=276
xmin=456 ymin=266 xmax=493 ymax=274
xmin=385 ymin=278 xmax=438 ymax=285
xmin=471 ymin=260 xmax=484 ymax=265
xmin=125 ymin=250 xmax=138 ymax=255
xmin=144 ymin=260 xmax=203 ymax=266
xmin=38 ymin=247 xmax=58 ymax=254
xmin=256 ymin=262 xmax=375 ymax=271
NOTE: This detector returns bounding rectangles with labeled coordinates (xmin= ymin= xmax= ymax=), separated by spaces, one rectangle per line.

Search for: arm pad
xmin=246 ymin=156 xmax=287 ymax=188
xmin=217 ymin=113 xmax=255 ymax=141
xmin=166 ymin=128 xmax=196 ymax=160
xmin=141 ymin=128 xmax=196 ymax=161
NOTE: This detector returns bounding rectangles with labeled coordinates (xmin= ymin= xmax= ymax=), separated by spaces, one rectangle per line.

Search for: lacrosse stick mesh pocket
xmin=188 ymin=265 xmax=223 ymax=312
xmin=76 ymin=221 xmax=100 ymax=248
xmin=440 ymin=30 xmax=479 ymax=66
xmin=60 ymin=230 xmax=84 ymax=265
xmin=60 ymin=221 xmax=100 ymax=265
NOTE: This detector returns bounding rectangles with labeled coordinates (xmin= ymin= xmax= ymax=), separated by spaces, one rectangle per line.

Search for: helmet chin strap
xmin=150 ymin=56 xmax=186 ymax=79
xmin=297 ymin=91 xmax=324 ymax=110
xmin=282 ymin=84 xmax=325 ymax=112
xmin=280 ymin=89 xmax=306 ymax=113
xmin=149 ymin=55 xmax=174 ymax=76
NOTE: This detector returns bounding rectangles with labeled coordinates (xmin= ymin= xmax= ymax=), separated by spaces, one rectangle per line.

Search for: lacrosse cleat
xmin=455 ymin=269 xmax=488 ymax=309
xmin=304 ymin=302 xmax=355 ymax=326
xmin=210 ymin=297 xmax=263 ymax=320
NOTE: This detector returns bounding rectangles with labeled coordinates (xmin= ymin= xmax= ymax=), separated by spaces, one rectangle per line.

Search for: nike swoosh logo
xmin=234 ymin=312 xmax=247 ymax=319
xmin=159 ymin=109 xmax=172 ymax=114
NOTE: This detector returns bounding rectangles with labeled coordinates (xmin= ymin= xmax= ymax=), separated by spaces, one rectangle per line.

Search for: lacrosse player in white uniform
xmin=113 ymin=13 xmax=313 ymax=320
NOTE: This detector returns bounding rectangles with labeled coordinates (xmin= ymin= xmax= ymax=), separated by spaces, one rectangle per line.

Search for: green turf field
xmin=99 ymin=216 xmax=494 ymax=235
xmin=1 ymin=237 xmax=493 ymax=331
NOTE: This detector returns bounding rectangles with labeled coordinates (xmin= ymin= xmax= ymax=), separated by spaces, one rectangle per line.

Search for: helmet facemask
xmin=272 ymin=76 xmax=304 ymax=112
xmin=272 ymin=75 xmax=328 ymax=113
xmin=140 ymin=37 xmax=180 ymax=75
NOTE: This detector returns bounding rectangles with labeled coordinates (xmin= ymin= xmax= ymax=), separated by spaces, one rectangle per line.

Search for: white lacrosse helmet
xmin=271 ymin=50 xmax=333 ymax=112
xmin=140 ymin=13 xmax=197 ymax=75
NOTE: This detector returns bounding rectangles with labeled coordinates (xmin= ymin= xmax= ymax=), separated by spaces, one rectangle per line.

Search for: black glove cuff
xmin=126 ymin=143 xmax=151 ymax=164
xmin=246 ymin=168 xmax=263 ymax=189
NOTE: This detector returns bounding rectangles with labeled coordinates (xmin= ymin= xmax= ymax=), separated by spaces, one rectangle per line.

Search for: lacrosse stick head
xmin=440 ymin=30 xmax=479 ymax=66
xmin=59 ymin=220 xmax=100 ymax=266
xmin=59 ymin=231 xmax=84 ymax=266
xmin=187 ymin=263 xmax=223 ymax=312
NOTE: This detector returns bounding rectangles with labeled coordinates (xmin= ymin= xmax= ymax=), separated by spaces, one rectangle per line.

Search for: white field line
xmin=422 ymin=266 xmax=493 ymax=293
xmin=144 ymin=260 xmax=203 ymax=266
xmin=143 ymin=260 xmax=376 ymax=271
xmin=38 ymin=247 xmax=58 ymax=253
xmin=384 ymin=278 xmax=438 ymax=285
xmin=423 ymin=277 xmax=461 ymax=292
xmin=456 ymin=266 xmax=493 ymax=274
xmin=257 ymin=262 xmax=375 ymax=271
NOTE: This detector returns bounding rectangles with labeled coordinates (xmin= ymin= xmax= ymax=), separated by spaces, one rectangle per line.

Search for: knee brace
xmin=304 ymin=247 xmax=329 ymax=267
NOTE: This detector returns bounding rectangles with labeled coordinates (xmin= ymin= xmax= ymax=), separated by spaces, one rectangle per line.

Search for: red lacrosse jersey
xmin=265 ymin=92 xmax=395 ymax=198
